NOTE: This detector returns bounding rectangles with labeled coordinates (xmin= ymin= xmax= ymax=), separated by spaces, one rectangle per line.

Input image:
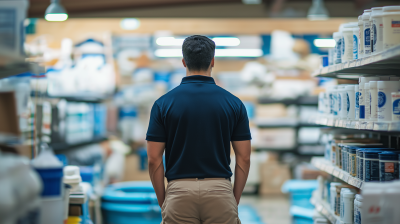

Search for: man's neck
xmin=186 ymin=71 xmax=211 ymax=77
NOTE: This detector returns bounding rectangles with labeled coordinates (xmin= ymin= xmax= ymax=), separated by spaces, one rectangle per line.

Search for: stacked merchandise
xmin=324 ymin=135 xmax=400 ymax=183
xmin=318 ymin=77 xmax=400 ymax=126
xmin=329 ymin=6 xmax=400 ymax=64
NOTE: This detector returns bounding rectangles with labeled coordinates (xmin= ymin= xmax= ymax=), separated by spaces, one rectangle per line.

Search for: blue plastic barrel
xmin=102 ymin=181 xmax=162 ymax=224
xmin=281 ymin=180 xmax=318 ymax=209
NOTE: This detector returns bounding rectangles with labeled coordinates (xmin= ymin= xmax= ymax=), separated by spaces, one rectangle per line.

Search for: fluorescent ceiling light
xmin=45 ymin=13 xmax=68 ymax=22
xmin=242 ymin=0 xmax=262 ymax=4
xmin=307 ymin=0 xmax=329 ymax=20
xmin=212 ymin=37 xmax=240 ymax=46
xmin=154 ymin=49 xmax=263 ymax=58
xmin=314 ymin=39 xmax=335 ymax=48
xmin=156 ymin=37 xmax=241 ymax=47
xmin=45 ymin=0 xmax=68 ymax=22
xmin=120 ymin=18 xmax=140 ymax=30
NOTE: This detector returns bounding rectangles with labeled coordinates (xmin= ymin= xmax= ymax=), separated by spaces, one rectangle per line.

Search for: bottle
xmin=358 ymin=15 xmax=364 ymax=58
xmin=382 ymin=6 xmax=400 ymax=50
xmin=363 ymin=9 xmax=373 ymax=56
xmin=333 ymin=32 xmax=343 ymax=64
xmin=371 ymin=7 xmax=384 ymax=54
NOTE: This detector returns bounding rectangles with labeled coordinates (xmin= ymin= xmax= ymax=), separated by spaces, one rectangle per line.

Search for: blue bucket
xmin=34 ymin=167 xmax=63 ymax=197
xmin=102 ymin=181 xmax=161 ymax=224
xmin=282 ymin=180 xmax=318 ymax=209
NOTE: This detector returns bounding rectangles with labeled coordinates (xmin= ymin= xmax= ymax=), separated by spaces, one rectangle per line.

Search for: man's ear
xmin=182 ymin=58 xmax=187 ymax=68
xmin=210 ymin=57 xmax=215 ymax=68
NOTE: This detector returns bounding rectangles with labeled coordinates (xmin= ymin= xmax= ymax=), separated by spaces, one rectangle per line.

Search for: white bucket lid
xmin=378 ymin=81 xmax=400 ymax=89
xmin=63 ymin=166 xmax=82 ymax=184
xmin=363 ymin=10 xmax=371 ymax=20
xmin=383 ymin=6 xmax=400 ymax=12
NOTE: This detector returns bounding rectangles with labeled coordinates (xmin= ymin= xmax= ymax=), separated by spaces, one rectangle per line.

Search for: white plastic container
xmin=358 ymin=15 xmax=364 ymax=58
xmin=354 ymin=194 xmax=363 ymax=224
xmin=377 ymin=81 xmax=400 ymax=121
xmin=39 ymin=197 xmax=64 ymax=224
xmin=392 ymin=92 xmax=400 ymax=121
xmin=382 ymin=183 xmax=400 ymax=224
xmin=365 ymin=83 xmax=371 ymax=120
xmin=353 ymin=27 xmax=360 ymax=59
xmin=346 ymin=85 xmax=356 ymax=120
xmin=355 ymin=85 xmax=360 ymax=119
xmin=371 ymin=7 xmax=384 ymax=54
xmin=362 ymin=183 xmax=385 ymax=224
xmin=333 ymin=87 xmax=340 ymax=118
xmin=363 ymin=9 xmax=372 ymax=56
xmin=330 ymin=183 xmax=341 ymax=211
xmin=370 ymin=81 xmax=379 ymax=121
xmin=333 ymin=32 xmax=343 ymax=64
xmin=359 ymin=77 xmax=380 ymax=120
xmin=338 ymin=86 xmax=348 ymax=119
xmin=382 ymin=6 xmax=400 ymax=50
xmin=342 ymin=22 xmax=359 ymax=62
xmin=327 ymin=86 xmax=336 ymax=115
xmin=341 ymin=191 xmax=356 ymax=223
xmin=63 ymin=166 xmax=82 ymax=192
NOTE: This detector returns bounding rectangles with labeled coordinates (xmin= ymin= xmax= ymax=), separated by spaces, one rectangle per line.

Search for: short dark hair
xmin=182 ymin=35 xmax=215 ymax=71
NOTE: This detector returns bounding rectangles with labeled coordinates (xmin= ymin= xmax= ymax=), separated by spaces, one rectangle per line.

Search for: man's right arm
xmin=232 ymin=140 xmax=251 ymax=205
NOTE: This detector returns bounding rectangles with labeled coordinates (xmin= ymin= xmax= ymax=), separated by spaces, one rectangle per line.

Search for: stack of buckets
xmin=102 ymin=181 xmax=162 ymax=224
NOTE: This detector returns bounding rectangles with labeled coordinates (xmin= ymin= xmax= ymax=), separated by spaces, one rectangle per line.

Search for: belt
xmin=169 ymin=177 xmax=231 ymax=182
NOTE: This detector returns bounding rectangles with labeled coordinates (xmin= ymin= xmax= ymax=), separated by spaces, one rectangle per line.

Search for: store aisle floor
xmin=240 ymin=195 xmax=291 ymax=224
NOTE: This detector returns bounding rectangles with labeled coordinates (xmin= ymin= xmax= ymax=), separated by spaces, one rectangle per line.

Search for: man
xmin=146 ymin=35 xmax=251 ymax=224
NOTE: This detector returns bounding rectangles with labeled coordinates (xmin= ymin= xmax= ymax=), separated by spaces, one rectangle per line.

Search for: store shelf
xmin=258 ymin=96 xmax=318 ymax=106
xmin=311 ymin=157 xmax=364 ymax=189
xmin=310 ymin=197 xmax=339 ymax=224
xmin=0 ymin=61 xmax=44 ymax=79
xmin=50 ymin=136 xmax=107 ymax=151
xmin=313 ymin=45 xmax=400 ymax=79
xmin=309 ymin=114 xmax=400 ymax=133
xmin=31 ymin=92 xmax=112 ymax=103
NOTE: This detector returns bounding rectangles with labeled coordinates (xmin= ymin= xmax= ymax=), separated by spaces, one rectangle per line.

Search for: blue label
xmin=393 ymin=99 xmax=400 ymax=115
xmin=373 ymin=24 xmax=377 ymax=45
xmin=347 ymin=93 xmax=350 ymax=112
xmin=342 ymin=37 xmax=345 ymax=56
xmin=380 ymin=161 xmax=399 ymax=182
xmin=335 ymin=39 xmax=342 ymax=63
xmin=378 ymin=91 xmax=386 ymax=108
xmin=339 ymin=94 xmax=342 ymax=111
xmin=353 ymin=35 xmax=358 ymax=59
xmin=355 ymin=92 xmax=360 ymax=108
xmin=365 ymin=28 xmax=371 ymax=46
xmin=360 ymin=105 xmax=365 ymax=118
xmin=360 ymin=158 xmax=364 ymax=180
xmin=329 ymin=93 xmax=334 ymax=114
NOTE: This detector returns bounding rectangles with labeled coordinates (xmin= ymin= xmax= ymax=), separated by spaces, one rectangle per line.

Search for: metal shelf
xmin=310 ymin=197 xmax=339 ymax=224
xmin=311 ymin=157 xmax=364 ymax=189
xmin=258 ymin=96 xmax=318 ymax=106
xmin=31 ymin=92 xmax=112 ymax=103
xmin=50 ymin=136 xmax=107 ymax=151
xmin=310 ymin=114 xmax=400 ymax=134
xmin=313 ymin=45 xmax=400 ymax=79
xmin=0 ymin=61 xmax=44 ymax=79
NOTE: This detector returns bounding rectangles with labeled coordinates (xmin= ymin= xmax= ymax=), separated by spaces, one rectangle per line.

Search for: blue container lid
xmin=364 ymin=150 xmax=385 ymax=159
xmin=102 ymin=181 xmax=158 ymax=205
xmin=379 ymin=151 xmax=400 ymax=161
xmin=79 ymin=166 xmax=94 ymax=183
xmin=281 ymin=180 xmax=318 ymax=193
xmin=101 ymin=202 xmax=161 ymax=213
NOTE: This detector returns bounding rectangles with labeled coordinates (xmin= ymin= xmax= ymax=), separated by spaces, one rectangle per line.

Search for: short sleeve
xmin=146 ymin=102 xmax=167 ymax=142
xmin=231 ymin=103 xmax=252 ymax=141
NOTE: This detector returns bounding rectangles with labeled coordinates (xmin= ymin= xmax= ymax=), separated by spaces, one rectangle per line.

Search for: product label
xmin=356 ymin=92 xmax=360 ymax=108
xmin=347 ymin=93 xmax=350 ymax=113
xmin=393 ymin=99 xmax=400 ymax=115
xmin=392 ymin=20 xmax=400 ymax=28
xmin=360 ymin=158 xmax=364 ymax=180
xmin=329 ymin=93 xmax=334 ymax=114
xmin=333 ymin=94 xmax=338 ymax=115
xmin=365 ymin=28 xmax=371 ymax=46
xmin=373 ymin=23 xmax=377 ymax=45
xmin=379 ymin=161 xmax=399 ymax=181
xmin=365 ymin=159 xmax=380 ymax=182
xmin=378 ymin=91 xmax=386 ymax=108
xmin=342 ymin=37 xmax=345 ymax=57
xmin=335 ymin=38 xmax=342 ymax=63
xmin=353 ymin=34 xmax=358 ymax=59
xmin=360 ymin=105 xmax=365 ymax=118
xmin=351 ymin=154 xmax=357 ymax=176
xmin=339 ymin=94 xmax=342 ymax=112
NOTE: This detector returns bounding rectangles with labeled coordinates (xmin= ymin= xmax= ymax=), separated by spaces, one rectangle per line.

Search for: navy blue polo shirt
xmin=146 ymin=75 xmax=251 ymax=181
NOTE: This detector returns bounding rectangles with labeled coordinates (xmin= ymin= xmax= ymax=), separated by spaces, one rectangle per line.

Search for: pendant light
xmin=45 ymin=0 xmax=68 ymax=22
xmin=307 ymin=0 xmax=329 ymax=20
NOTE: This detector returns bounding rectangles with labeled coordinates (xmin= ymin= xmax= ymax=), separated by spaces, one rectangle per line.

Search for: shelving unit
xmin=50 ymin=136 xmax=107 ymax=151
xmin=31 ymin=92 xmax=112 ymax=103
xmin=0 ymin=61 xmax=45 ymax=79
xmin=310 ymin=197 xmax=339 ymax=224
xmin=313 ymin=45 xmax=400 ymax=78
xmin=311 ymin=157 xmax=364 ymax=189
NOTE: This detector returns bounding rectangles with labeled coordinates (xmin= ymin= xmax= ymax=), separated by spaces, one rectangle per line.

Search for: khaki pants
xmin=161 ymin=178 xmax=241 ymax=224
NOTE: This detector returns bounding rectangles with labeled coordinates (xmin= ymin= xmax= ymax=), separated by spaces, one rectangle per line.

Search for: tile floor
xmin=240 ymin=195 xmax=291 ymax=224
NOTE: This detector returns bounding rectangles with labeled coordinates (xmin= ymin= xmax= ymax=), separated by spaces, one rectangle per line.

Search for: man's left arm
xmin=147 ymin=141 xmax=166 ymax=208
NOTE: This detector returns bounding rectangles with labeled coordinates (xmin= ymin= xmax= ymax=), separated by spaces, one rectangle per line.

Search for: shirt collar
xmin=181 ymin=75 xmax=216 ymax=84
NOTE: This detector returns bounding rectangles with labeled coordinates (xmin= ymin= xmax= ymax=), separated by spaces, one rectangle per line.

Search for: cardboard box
xmin=256 ymin=104 xmax=287 ymax=118
xmin=259 ymin=161 xmax=291 ymax=195
xmin=0 ymin=92 xmax=19 ymax=135
xmin=255 ymin=128 xmax=296 ymax=149
xmin=123 ymin=154 xmax=151 ymax=181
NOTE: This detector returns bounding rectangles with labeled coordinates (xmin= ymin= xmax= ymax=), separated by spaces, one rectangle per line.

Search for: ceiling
xmin=28 ymin=0 xmax=399 ymax=18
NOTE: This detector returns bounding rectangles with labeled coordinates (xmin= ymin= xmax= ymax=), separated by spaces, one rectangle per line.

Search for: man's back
xmin=147 ymin=75 xmax=251 ymax=181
